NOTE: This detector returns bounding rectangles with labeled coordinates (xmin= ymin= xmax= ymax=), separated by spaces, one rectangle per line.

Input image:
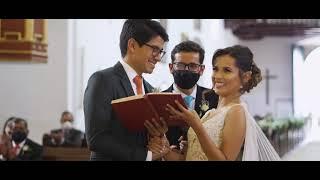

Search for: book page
xmin=111 ymin=94 xmax=144 ymax=104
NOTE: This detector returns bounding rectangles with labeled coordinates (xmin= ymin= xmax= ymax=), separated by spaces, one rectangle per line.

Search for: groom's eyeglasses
xmin=144 ymin=43 xmax=166 ymax=59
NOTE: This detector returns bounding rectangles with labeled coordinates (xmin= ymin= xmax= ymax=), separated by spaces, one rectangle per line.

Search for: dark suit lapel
xmin=194 ymin=85 xmax=203 ymax=115
xmin=143 ymin=79 xmax=154 ymax=93
xmin=18 ymin=139 xmax=30 ymax=158
xmin=113 ymin=62 xmax=135 ymax=97
xmin=163 ymin=84 xmax=174 ymax=92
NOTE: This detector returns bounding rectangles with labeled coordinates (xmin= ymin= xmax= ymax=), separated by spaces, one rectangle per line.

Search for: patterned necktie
xmin=133 ymin=75 xmax=143 ymax=95
xmin=184 ymin=96 xmax=194 ymax=109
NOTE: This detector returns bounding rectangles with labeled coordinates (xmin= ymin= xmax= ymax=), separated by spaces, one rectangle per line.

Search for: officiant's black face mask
xmin=12 ymin=131 xmax=27 ymax=143
xmin=173 ymin=70 xmax=200 ymax=89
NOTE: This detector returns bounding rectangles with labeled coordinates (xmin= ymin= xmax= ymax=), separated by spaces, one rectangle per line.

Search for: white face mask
xmin=61 ymin=121 xmax=73 ymax=129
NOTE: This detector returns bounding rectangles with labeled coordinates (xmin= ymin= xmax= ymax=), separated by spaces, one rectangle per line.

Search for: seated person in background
xmin=2 ymin=117 xmax=15 ymax=137
xmin=43 ymin=111 xmax=84 ymax=147
xmin=6 ymin=118 xmax=43 ymax=161
xmin=0 ymin=117 xmax=15 ymax=160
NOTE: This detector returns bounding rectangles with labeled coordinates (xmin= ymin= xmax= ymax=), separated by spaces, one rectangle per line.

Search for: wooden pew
xmin=42 ymin=147 xmax=90 ymax=161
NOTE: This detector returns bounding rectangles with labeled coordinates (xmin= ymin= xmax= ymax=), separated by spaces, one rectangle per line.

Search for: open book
xmin=111 ymin=92 xmax=188 ymax=132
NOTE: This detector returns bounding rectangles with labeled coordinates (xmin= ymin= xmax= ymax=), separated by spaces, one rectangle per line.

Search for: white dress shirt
xmin=12 ymin=139 xmax=26 ymax=156
xmin=120 ymin=60 xmax=145 ymax=95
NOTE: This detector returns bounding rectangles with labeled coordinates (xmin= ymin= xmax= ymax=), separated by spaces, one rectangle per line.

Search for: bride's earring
xmin=239 ymin=85 xmax=244 ymax=93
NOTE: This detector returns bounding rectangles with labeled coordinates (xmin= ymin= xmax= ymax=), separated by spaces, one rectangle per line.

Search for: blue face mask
xmin=12 ymin=131 xmax=27 ymax=143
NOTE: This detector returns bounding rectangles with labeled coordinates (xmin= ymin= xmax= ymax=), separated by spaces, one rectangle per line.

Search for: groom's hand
xmin=144 ymin=117 xmax=168 ymax=137
xmin=148 ymin=136 xmax=170 ymax=160
xmin=178 ymin=136 xmax=188 ymax=155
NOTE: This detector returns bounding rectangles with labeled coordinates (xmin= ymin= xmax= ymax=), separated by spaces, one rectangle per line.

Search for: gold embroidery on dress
xmin=186 ymin=104 xmax=242 ymax=161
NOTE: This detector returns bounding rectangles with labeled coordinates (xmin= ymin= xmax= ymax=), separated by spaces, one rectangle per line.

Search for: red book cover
xmin=111 ymin=93 xmax=188 ymax=132
xmin=146 ymin=93 xmax=188 ymax=127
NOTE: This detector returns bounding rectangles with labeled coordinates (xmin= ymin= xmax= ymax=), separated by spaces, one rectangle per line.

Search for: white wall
xmin=294 ymin=36 xmax=320 ymax=118
xmin=0 ymin=19 xmax=70 ymax=144
xmin=240 ymin=36 xmax=305 ymax=117
xmin=72 ymin=19 xmax=124 ymax=132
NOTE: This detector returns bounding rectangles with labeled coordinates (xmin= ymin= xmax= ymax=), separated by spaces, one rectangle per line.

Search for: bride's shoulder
xmin=228 ymin=103 xmax=245 ymax=112
xmin=227 ymin=102 xmax=248 ymax=112
xmin=225 ymin=104 xmax=246 ymax=123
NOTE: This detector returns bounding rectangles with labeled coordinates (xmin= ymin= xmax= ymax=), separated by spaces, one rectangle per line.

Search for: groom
xmin=83 ymin=19 xmax=169 ymax=160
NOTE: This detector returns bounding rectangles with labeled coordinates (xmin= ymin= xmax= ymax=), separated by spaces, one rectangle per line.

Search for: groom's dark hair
xmin=119 ymin=19 xmax=169 ymax=58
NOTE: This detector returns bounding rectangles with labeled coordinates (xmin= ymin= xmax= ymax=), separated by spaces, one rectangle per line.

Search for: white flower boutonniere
xmin=22 ymin=145 xmax=30 ymax=152
xmin=20 ymin=145 xmax=31 ymax=156
xmin=199 ymin=99 xmax=210 ymax=117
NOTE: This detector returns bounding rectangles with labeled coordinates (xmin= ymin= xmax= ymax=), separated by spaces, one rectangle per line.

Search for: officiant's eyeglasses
xmin=144 ymin=43 xmax=166 ymax=59
xmin=173 ymin=62 xmax=204 ymax=72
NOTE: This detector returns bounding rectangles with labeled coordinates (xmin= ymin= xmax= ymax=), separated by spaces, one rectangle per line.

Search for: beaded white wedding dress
xmin=185 ymin=102 xmax=281 ymax=161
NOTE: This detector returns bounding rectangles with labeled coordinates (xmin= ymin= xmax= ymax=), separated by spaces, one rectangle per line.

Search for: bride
xmin=145 ymin=45 xmax=281 ymax=161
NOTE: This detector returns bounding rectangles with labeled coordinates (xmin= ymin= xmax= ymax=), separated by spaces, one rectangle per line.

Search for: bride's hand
xmin=166 ymin=100 xmax=201 ymax=127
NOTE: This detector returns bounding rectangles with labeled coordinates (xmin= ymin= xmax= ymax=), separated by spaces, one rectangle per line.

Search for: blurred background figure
xmin=2 ymin=117 xmax=43 ymax=161
xmin=0 ymin=117 xmax=15 ymax=161
xmin=43 ymin=111 xmax=85 ymax=148
xmin=3 ymin=117 xmax=15 ymax=137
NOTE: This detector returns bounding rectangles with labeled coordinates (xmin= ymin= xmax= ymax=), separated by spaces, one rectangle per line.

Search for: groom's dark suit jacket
xmin=84 ymin=62 xmax=153 ymax=160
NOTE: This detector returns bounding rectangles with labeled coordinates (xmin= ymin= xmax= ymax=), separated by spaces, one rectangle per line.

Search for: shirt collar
xmin=120 ymin=60 xmax=142 ymax=81
xmin=173 ymin=84 xmax=197 ymax=99
xmin=12 ymin=139 xmax=26 ymax=148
